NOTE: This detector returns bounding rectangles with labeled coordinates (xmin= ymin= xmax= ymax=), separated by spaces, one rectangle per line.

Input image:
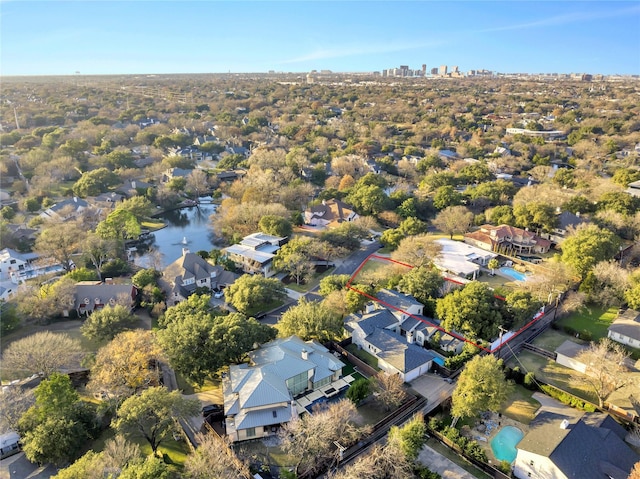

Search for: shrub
xmin=524 ymin=372 xmax=537 ymax=390
xmin=101 ymin=259 xmax=130 ymax=277
xmin=498 ymin=460 xmax=512 ymax=474
xmin=346 ymin=378 xmax=371 ymax=404
xmin=428 ymin=416 xmax=444 ymax=432
xmin=540 ymin=385 xmax=596 ymax=412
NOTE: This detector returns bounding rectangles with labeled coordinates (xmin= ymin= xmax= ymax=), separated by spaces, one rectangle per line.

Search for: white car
xmin=214 ymin=290 xmax=224 ymax=299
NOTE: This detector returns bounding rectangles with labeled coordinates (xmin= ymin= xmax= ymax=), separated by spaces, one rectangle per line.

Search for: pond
xmin=132 ymin=200 xmax=217 ymax=269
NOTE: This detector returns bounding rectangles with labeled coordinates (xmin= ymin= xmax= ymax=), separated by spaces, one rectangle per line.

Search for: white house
xmin=223 ymin=233 xmax=286 ymax=277
xmin=223 ymin=336 xmax=345 ymax=442
xmin=608 ymin=309 xmax=640 ymax=349
xmin=513 ymin=410 xmax=638 ymax=479
xmin=554 ymin=340 xmax=588 ymax=374
xmin=434 ymin=238 xmax=497 ymax=280
xmin=0 ymin=248 xmax=39 ymax=282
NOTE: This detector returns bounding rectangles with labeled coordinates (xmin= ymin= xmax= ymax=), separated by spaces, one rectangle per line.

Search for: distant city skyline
xmin=2 ymin=1 xmax=639 ymax=77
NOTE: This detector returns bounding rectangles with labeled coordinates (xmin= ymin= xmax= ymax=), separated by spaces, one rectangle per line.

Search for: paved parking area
xmin=408 ymin=372 xmax=456 ymax=413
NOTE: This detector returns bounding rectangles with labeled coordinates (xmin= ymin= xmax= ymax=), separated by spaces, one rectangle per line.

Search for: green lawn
xmin=501 ymin=385 xmax=540 ymax=424
xmin=245 ymin=299 xmax=284 ymax=317
xmin=556 ymin=305 xmax=618 ymax=340
xmin=285 ymin=266 xmax=335 ymax=293
xmin=90 ymin=427 xmax=191 ymax=466
xmin=531 ymin=328 xmax=573 ymax=351
xmin=345 ymin=343 xmax=379 ymax=369
xmin=508 ymin=350 xmax=598 ymax=403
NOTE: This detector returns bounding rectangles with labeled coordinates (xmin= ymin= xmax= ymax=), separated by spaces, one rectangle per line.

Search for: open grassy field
xmin=556 ymin=305 xmax=618 ymax=340
xmin=90 ymin=427 xmax=191 ymax=466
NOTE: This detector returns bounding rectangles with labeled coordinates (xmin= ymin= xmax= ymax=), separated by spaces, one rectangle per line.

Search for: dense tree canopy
xmin=278 ymin=298 xmax=344 ymax=342
xmin=2 ymin=331 xmax=82 ymax=377
xmin=451 ymin=355 xmax=512 ymax=422
xmin=112 ymin=387 xmax=199 ymax=454
xmin=224 ymin=274 xmax=287 ymax=315
xmin=561 ymin=224 xmax=621 ymax=278
xmin=18 ymin=374 xmax=97 ymax=466
xmin=436 ymin=281 xmax=503 ymax=340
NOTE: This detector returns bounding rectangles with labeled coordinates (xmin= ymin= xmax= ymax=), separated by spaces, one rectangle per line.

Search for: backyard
xmin=508 ymin=350 xmax=598 ymax=404
xmin=555 ymin=305 xmax=618 ymax=340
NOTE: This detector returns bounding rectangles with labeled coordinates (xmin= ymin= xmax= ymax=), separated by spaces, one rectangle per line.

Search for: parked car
xmin=213 ymin=290 xmax=224 ymax=299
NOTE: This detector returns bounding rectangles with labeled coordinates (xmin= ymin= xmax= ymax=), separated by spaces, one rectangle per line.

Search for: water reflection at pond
xmin=133 ymin=201 xmax=217 ymax=269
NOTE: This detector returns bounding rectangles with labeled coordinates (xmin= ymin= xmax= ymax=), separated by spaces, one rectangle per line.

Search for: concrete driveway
xmin=408 ymin=372 xmax=456 ymax=413
xmin=0 ymin=453 xmax=56 ymax=479
xmin=417 ymin=443 xmax=477 ymax=479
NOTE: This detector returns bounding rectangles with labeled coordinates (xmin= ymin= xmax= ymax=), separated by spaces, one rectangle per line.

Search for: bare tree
xmin=0 ymin=386 xmax=34 ymax=434
xmin=574 ymin=338 xmax=630 ymax=408
xmin=1 ymin=331 xmax=83 ymax=377
xmin=432 ymin=205 xmax=474 ymax=239
xmin=391 ymin=233 xmax=442 ymax=268
xmin=371 ymin=372 xmax=407 ymax=410
xmin=184 ymin=433 xmax=252 ymax=479
xmin=279 ymin=399 xmax=371 ymax=478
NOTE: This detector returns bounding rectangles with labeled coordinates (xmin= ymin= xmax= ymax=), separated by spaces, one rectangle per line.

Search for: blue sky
xmin=2 ymin=1 xmax=639 ymax=76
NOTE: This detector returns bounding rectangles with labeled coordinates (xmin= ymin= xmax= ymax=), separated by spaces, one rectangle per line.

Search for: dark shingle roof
xmin=366 ymin=328 xmax=434 ymax=373
xmin=518 ymin=411 xmax=639 ymax=479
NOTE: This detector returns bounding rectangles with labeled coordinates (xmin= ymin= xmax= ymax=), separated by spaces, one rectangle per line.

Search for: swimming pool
xmin=498 ymin=267 xmax=529 ymax=282
xmin=491 ymin=426 xmax=524 ymax=463
xmin=433 ymin=356 xmax=445 ymax=366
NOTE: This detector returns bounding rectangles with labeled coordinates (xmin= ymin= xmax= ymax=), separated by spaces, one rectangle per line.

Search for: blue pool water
xmin=433 ymin=356 xmax=445 ymax=366
xmin=499 ymin=267 xmax=529 ymax=282
xmin=491 ymin=426 xmax=524 ymax=463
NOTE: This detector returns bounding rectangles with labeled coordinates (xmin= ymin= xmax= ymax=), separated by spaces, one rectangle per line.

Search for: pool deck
xmin=462 ymin=411 xmax=530 ymax=465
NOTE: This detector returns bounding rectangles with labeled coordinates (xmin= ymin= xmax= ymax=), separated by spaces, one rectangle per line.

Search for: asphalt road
xmin=262 ymin=240 xmax=381 ymax=325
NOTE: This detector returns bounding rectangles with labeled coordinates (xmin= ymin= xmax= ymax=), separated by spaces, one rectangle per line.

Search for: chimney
xmin=73 ymin=196 xmax=78 ymax=203
xmin=131 ymin=180 xmax=136 ymax=189
xmin=406 ymin=331 xmax=414 ymax=344
xmin=322 ymin=199 xmax=327 ymax=206
xmin=365 ymin=302 xmax=376 ymax=314
xmin=182 ymin=248 xmax=189 ymax=256
xmin=301 ymin=348 xmax=309 ymax=360
xmin=575 ymin=211 xmax=580 ymax=218
xmin=560 ymin=419 xmax=570 ymax=430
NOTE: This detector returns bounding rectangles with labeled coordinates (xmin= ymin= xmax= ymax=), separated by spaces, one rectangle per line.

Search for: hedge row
xmin=540 ymin=384 xmax=597 ymax=412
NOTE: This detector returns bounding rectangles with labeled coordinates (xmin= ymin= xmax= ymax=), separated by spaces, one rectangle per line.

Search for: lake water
xmin=132 ymin=201 xmax=217 ymax=269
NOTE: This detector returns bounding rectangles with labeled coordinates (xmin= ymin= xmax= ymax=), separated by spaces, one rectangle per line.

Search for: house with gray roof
xmin=40 ymin=197 xmax=90 ymax=221
xmin=546 ymin=210 xmax=588 ymax=245
xmin=223 ymin=336 xmax=345 ymax=442
xmin=608 ymin=309 xmax=640 ymax=349
xmin=70 ymin=281 xmax=137 ymax=317
xmin=163 ymin=249 xmax=237 ymax=304
xmin=513 ymin=410 xmax=638 ymax=479
xmin=555 ymin=340 xmax=588 ymax=374
xmin=345 ymin=308 xmax=434 ymax=382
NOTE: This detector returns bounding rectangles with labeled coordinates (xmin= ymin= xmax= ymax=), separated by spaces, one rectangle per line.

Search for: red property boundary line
xmin=346 ymin=253 xmax=545 ymax=354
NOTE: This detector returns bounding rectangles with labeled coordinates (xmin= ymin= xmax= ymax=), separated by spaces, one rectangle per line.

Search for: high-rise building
xmin=430 ymin=67 xmax=438 ymax=75
xmin=422 ymin=64 xmax=427 ymax=73
xmin=451 ymin=65 xmax=459 ymax=73
xmin=439 ymin=65 xmax=448 ymax=76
